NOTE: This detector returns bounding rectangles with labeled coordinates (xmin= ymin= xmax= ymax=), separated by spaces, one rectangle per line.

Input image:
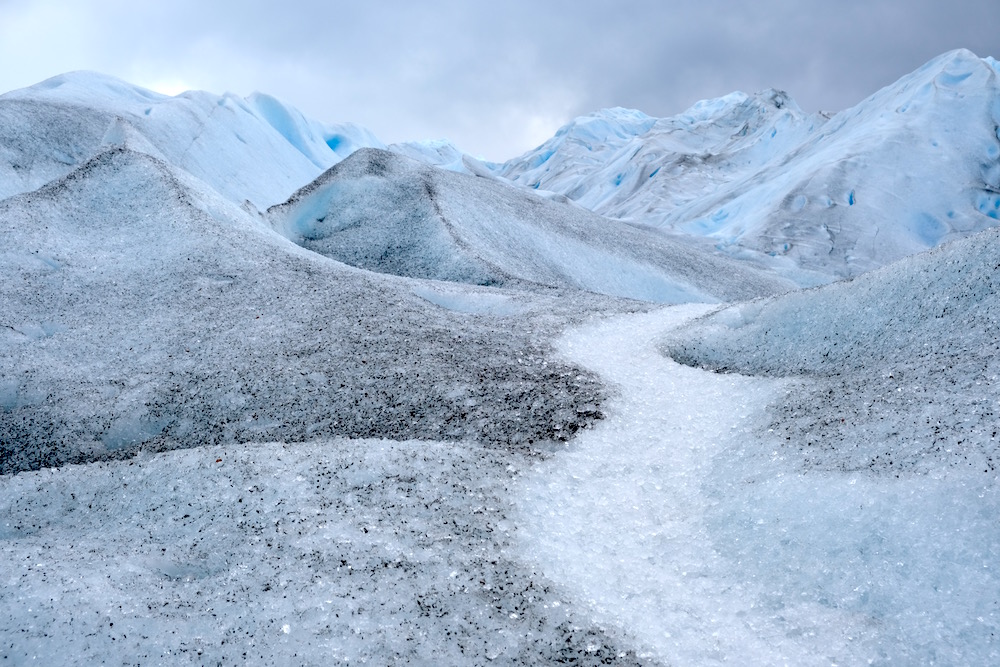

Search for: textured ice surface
xmin=0 ymin=438 xmax=652 ymax=665
xmin=0 ymin=147 xmax=622 ymax=474
xmin=411 ymin=284 xmax=534 ymax=317
xmin=502 ymin=93 xmax=817 ymax=223
xmin=269 ymin=148 xmax=794 ymax=303
xmin=519 ymin=306 xmax=1000 ymax=664
xmin=666 ymin=226 xmax=1000 ymax=475
xmin=0 ymin=72 xmax=386 ymax=208
xmin=502 ymin=49 xmax=1000 ymax=283
xmin=2 ymin=54 xmax=998 ymax=664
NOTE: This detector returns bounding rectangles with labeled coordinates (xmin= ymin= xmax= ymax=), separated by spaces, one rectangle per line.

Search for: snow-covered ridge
xmin=267 ymin=147 xmax=795 ymax=303
xmin=500 ymin=90 xmax=823 ymax=219
xmin=501 ymin=48 xmax=1000 ymax=284
xmin=0 ymin=71 xmax=381 ymax=209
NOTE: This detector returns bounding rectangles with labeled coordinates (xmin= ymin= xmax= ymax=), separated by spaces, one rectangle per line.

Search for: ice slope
xmin=0 ymin=438 xmax=651 ymax=666
xmin=502 ymin=49 xmax=1000 ymax=283
xmin=387 ymin=138 xmax=497 ymax=175
xmin=665 ymin=224 xmax=1000 ymax=476
xmin=268 ymin=148 xmax=795 ymax=304
xmin=519 ymin=305 xmax=1000 ymax=665
xmin=0 ymin=146 xmax=625 ymax=474
xmin=0 ymin=72 xmax=383 ymax=208
xmin=501 ymin=95 xmax=822 ymax=223
xmin=670 ymin=49 xmax=1000 ymax=280
xmin=499 ymin=107 xmax=661 ymax=201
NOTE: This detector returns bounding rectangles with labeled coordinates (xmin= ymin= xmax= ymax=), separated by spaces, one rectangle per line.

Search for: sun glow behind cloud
xmin=134 ymin=77 xmax=197 ymax=97
xmin=139 ymin=79 xmax=194 ymax=97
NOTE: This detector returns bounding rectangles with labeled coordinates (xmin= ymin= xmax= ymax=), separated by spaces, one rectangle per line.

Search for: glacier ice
xmin=665 ymin=224 xmax=1000 ymax=475
xmin=1 ymin=49 xmax=999 ymax=664
xmin=0 ymin=438 xmax=651 ymax=665
xmin=521 ymin=303 xmax=1000 ymax=664
xmin=502 ymin=49 xmax=1000 ymax=284
xmin=268 ymin=147 xmax=794 ymax=303
xmin=0 ymin=147 xmax=622 ymax=474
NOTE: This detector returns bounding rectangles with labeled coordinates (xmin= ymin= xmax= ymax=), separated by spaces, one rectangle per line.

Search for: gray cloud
xmin=0 ymin=0 xmax=996 ymax=160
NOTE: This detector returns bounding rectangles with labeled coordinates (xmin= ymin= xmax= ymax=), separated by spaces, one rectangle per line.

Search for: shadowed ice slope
xmin=665 ymin=225 xmax=1000 ymax=475
xmin=502 ymin=49 xmax=1000 ymax=283
xmin=269 ymin=148 xmax=795 ymax=303
xmin=0 ymin=71 xmax=383 ymax=208
xmin=0 ymin=147 xmax=627 ymax=474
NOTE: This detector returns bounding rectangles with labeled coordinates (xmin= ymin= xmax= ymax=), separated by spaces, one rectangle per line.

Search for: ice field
xmin=2 ymin=49 xmax=1000 ymax=664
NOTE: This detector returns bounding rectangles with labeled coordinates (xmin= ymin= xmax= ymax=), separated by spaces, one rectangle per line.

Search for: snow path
xmin=515 ymin=305 xmax=876 ymax=665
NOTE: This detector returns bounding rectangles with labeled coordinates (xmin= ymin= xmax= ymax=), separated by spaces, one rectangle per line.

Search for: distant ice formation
xmin=502 ymin=49 xmax=1000 ymax=283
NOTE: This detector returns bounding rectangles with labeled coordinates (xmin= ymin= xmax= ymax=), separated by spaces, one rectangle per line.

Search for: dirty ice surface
xmin=0 ymin=439 xmax=651 ymax=665
xmin=517 ymin=305 xmax=1000 ymax=665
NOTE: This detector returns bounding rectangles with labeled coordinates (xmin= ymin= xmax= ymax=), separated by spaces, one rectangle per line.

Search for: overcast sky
xmin=0 ymin=0 xmax=997 ymax=160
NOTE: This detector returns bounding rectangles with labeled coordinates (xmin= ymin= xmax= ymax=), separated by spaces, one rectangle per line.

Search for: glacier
xmin=1 ymin=49 xmax=999 ymax=665
xmin=502 ymin=49 xmax=1000 ymax=285
xmin=0 ymin=71 xmax=387 ymax=209
xmin=267 ymin=147 xmax=792 ymax=303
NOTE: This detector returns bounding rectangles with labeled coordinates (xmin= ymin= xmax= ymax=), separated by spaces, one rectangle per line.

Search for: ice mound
xmin=387 ymin=138 xmax=480 ymax=174
xmin=665 ymin=225 xmax=1000 ymax=475
xmin=0 ymin=147 xmax=617 ymax=474
xmin=245 ymin=91 xmax=384 ymax=167
xmin=0 ymin=72 xmax=495 ymax=213
xmin=0 ymin=71 xmax=389 ymax=209
xmin=269 ymin=148 xmax=795 ymax=303
xmin=501 ymin=91 xmax=821 ymax=228
xmin=672 ymin=49 xmax=1000 ymax=280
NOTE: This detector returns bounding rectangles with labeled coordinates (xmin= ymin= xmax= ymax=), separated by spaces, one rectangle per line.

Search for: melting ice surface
xmin=515 ymin=305 xmax=1000 ymax=665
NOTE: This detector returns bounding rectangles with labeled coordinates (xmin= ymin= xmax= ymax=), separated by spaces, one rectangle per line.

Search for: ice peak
xmin=3 ymin=70 xmax=168 ymax=107
xmin=592 ymin=107 xmax=653 ymax=122
xmin=928 ymin=47 xmax=984 ymax=67
xmin=552 ymin=107 xmax=659 ymax=144
xmin=888 ymin=47 xmax=997 ymax=97
xmin=675 ymin=88 xmax=803 ymax=126
xmin=754 ymin=88 xmax=800 ymax=112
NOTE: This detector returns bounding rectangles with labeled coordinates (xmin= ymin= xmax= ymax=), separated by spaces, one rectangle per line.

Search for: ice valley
xmin=1 ymin=49 xmax=999 ymax=665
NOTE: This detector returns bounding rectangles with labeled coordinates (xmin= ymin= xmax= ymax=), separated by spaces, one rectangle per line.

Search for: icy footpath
xmin=515 ymin=305 xmax=881 ymax=665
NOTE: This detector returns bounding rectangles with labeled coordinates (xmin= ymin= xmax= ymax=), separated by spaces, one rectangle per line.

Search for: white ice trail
xmin=515 ymin=305 xmax=874 ymax=666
